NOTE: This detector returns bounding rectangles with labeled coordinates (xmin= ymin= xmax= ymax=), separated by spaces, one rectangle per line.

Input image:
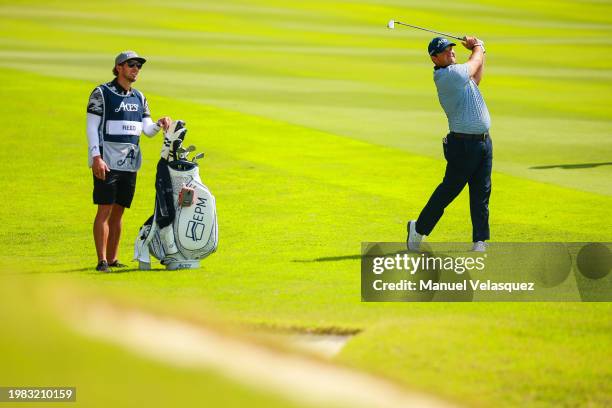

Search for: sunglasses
xmin=125 ymin=60 xmax=143 ymax=69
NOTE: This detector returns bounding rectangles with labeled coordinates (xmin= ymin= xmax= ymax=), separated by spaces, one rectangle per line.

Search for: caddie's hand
xmin=462 ymin=36 xmax=478 ymax=50
xmin=92 ymin=156 xmax=110 ymax=180
xmin=157 ymin=117 xmax=172 ymax=131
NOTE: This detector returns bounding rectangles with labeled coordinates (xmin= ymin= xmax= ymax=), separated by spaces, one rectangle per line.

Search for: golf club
xmin=184 ymin=145 xmax=196 ymax=160
xmin=177 ymin=145 xmax=197 ymax=160
xmin=191 ymin=152 xmax=205 ymax=163
xmin=387 ymin=19 xmax=465 ymax=41
xmin=177 ymin=148 xmax=188 ymax=160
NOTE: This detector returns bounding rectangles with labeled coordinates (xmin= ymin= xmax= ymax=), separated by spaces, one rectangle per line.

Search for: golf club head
xmin=168 ymin=120 xmax=187 ymax=141
xmin=387 ymin=19 xmax=395 ymax=29
xmin=171 ymin=139 xmax=182 ymax=161
xmin=191 ymin=152 xmax=205 ymax=162
xmin=177 ymin=146 xmax=195 ymax=161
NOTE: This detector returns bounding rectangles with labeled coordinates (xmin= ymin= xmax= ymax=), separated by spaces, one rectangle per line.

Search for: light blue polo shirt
xmin=434 ymin=63 xmax=490 ymax=134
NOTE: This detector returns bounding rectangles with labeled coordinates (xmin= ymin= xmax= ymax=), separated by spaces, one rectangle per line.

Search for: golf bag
xmin=134 ymin=120 xmax=218 ymax=270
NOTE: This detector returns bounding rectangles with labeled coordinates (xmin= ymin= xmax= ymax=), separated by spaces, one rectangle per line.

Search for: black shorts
xmin=93 ymin=170 xmax=137 ymax=208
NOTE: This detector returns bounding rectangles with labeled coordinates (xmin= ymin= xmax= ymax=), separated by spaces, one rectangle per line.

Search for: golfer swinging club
xmin=407 ymin=36 xmax=492 ymax=252
xmin=86 ymin=51 xmax=171 ymax=272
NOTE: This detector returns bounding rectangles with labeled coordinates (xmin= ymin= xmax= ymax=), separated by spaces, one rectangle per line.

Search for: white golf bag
xmin=134 ymin=120 xmax=218 ymax=270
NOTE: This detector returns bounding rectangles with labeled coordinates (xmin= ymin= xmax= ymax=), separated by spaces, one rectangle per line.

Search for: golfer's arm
xmin=86 ymin=113 xmax=102 ymax=165
xmin=467 ymin=46 xmax=484 ymax=84
xmin=474 ymin=46 xmax=486 ymax=85
xmin=473 ymin=52 xmax=484 ymax=85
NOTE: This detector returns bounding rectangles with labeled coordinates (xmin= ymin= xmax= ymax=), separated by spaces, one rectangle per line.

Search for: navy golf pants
xmin=416 ymin=133 xmax=493 ymax=242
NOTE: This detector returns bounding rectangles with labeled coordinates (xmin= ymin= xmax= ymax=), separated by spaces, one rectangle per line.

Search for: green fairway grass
xmin=0 ymin=277 xmax=319 ymax=408
xmin=1 ymin=0 xmax=611 ymax=407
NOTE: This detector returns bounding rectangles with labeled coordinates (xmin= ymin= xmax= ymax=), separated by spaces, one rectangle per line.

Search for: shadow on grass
xmin=55 ymin=267 xmax=167 ymax=274
xmin=530 ymin=162 xmax=612 ymax=170
xmin=88 ymin=267 xmax=172 ymax=275
xmin=4 ymin=266 xmax=198 ymax=275
xmin=293 ymin=246 xmax=475 ymax=263
xmin=3 ymin=268 xmax=104 ymax=275
xmin=292 ymin=254 xmax=362 ymax=263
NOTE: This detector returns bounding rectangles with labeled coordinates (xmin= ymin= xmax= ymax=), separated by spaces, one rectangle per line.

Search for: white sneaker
xmin=407 ymin=220 xmax=425 ymax=251
xmin=472 ymin=241 xmax=488 ymax=252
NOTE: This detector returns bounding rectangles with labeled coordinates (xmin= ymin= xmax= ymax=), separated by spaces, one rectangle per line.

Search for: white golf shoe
xmin=472 ymin=241 xmax=488 ymax=252
xmin=407 ymin=220 xmax=425 ymax=251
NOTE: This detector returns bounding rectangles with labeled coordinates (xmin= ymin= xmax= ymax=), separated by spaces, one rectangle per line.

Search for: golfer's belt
xmin=449 ymin=131 xmax=489 ymax=141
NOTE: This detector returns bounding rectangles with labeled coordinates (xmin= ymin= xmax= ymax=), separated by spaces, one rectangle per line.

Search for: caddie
xmin=86 ymin=51 xmax=171 ymax=272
